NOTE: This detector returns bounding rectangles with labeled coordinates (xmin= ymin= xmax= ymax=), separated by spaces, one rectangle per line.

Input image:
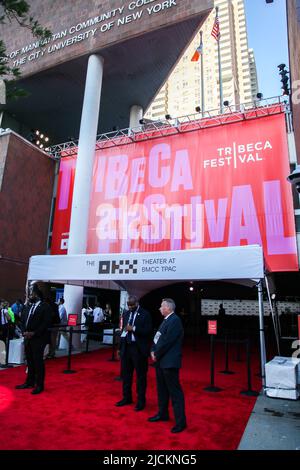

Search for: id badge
xmin=121 ymin=330 xmax=127 ymax=338
xmin=153 ymin=331 xmax=161 ymax=344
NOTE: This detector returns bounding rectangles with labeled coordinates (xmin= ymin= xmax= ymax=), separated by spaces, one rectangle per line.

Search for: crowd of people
xmin=2 ymin=289 xmax=188 ymax=432
xmin=0 ymin=296 xmax=114 ymax=348
xmin=0 ymin=299 xmax=24 ymax=342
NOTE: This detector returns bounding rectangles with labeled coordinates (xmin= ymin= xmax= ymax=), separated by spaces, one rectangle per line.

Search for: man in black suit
xmin=148 ymin=298 xmax=187 ymax=433
xmin=115 ymin=295 xmax=152 ymax=411
xmin=15 ymin=284 xmax=52 ymax=395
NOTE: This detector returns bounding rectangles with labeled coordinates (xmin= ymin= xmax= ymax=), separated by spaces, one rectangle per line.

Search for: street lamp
xmin=287 ymin=165 xmax=300 ymax=193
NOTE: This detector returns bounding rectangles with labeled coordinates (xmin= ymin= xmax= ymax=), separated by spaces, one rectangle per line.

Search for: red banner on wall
xmin=51 ymin=112 xmax=298 ymax=272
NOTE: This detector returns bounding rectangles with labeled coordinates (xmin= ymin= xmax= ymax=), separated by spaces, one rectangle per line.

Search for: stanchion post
xmin=85 ymin=324 xmax=90 ymax=353
xmin=235 ymin=330 xmax=242 ymax=362
xmin=63 ymin=326 xmax=76 ymax=374
xmin=240 ymin=338 xmax=259 ymax=397
xmin=204 ymin=335 xmax=222 ymax=392
xmin=220 ymin=334 xmax=235 ymax=375
xmin=108 ymin=326 xmax=117 ymax=362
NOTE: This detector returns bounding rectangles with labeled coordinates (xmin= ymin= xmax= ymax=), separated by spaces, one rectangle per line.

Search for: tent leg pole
xmin=257 ymin=280 xmax=266 ymax=391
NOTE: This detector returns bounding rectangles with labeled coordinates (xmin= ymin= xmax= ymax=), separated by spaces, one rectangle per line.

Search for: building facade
xmin=146 ymin=0 xmax=258 ymax=120
xmin=287 ymin=0 xmax=300 ymax=163
xmin=0 ymin=131 xmax=55 ymax=300
xmin=0 ymin=0 xmax=213 ymax=300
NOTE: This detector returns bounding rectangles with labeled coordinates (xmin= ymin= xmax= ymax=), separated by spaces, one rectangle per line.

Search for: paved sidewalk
xmin=238 ymin=393 xmax=300 ymax=450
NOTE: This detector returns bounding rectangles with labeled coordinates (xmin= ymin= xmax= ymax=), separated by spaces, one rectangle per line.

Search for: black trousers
xmin=24 ymin=339 xmax=47 ymax=388
xmin=156 ymin=366 xmax=186 ymax=427
xmin=121 ymin=342 xmax=148 ymax=405
xmin=0 ymin=324 xmax=9 ymax=342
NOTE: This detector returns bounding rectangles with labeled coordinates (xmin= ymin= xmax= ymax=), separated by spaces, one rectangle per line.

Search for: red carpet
xmin=0 ymin=341 xmax=261 ymax=450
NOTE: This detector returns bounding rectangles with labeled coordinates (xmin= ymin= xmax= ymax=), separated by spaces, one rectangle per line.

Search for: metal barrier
xmin=48 ymin=322 xmax=119 ymax=374
xmin=204 ymin=335 xmax=223 ymax=392
xmin=204 ymin=335 xmax=259 ymax=396
xmin=219 ymin=333 xmax=235 ymax=375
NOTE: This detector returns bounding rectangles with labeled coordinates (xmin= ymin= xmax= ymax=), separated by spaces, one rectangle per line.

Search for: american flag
xmin=191 ymin=39 xmax=203 ymax=62
xmin=211 ymin=12 xmax=221 ymax=41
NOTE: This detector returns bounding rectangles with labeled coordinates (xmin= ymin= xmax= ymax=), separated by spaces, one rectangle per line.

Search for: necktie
xmin=126 ymin=312 xmax=135 ymax=343
xmin=26 ymin=304 xmax=36 ymax=328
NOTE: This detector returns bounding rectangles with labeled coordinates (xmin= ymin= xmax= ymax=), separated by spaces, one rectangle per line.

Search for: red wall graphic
xmin=51 ymin=112 xmax=298 ymax=272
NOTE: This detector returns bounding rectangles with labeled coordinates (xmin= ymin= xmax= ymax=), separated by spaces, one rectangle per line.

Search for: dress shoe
xmin=15 ymin=383 xmax=34 ymax=389
xmin=148 ymin=414 xmax=169 ymax=422
xmin=31 ymin=387 xmax=44 ymax=395
xmin=134 ymin=404 xmax=145 ymax=411
xmin=115 ymin=398 xmax=133 ymax=407
xmin=171 ymin=424 xmax=187 ymax=433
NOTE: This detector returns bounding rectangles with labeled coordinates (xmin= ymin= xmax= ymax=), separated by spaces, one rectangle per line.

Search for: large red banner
xmin=51 ymin=112 xmax=298 ymax=272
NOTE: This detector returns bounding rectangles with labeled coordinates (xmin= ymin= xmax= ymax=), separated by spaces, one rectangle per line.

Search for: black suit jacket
xmin=22 ymin=302 xmax=52 ymax=344
xmin=120 ymin=306 xmax=152 ymax=357
xmin=152 ymin=313 xmax=183 ymax=368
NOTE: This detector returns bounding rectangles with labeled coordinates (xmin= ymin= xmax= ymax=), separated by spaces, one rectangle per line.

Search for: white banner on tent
xmin=28 ymin=245 xmax=263 ymax=282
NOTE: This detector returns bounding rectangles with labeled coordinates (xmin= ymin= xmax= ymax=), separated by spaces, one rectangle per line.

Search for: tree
xmin=0 ymin=0 xmax=51 ymax=101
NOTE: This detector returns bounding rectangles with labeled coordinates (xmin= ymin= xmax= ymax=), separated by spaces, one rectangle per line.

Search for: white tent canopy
xmin=27 ymin=244 xmax=266 ymax=386
xmin=28 ymin=244 xmax=264 ymax=286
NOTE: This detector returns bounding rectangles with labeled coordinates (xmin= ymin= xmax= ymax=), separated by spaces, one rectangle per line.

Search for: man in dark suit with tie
xmin=115 ymin=295 xmax=152 ymax=411
xmin=148 ymin=298 xmax=187 ymax=433
xmin=15 ymin=284 xmax=52 ymax=395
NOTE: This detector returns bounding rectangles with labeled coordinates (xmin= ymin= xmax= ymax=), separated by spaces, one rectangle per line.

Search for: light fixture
xmin=139 ymin=118 xmax=145 ymax=125
xmin=223 ymin=100 xmax=230 ymax=107
xmin=35 ymin=130 xmax=40 ymax=136
xmin=165 ymin=114 xmax=172 ymax=120
xmin=45 ymin=136 xmax=49 ymax=142
xmin=195 ymin=106 xmax=201 ymax=113
xmin=256 ymin=93 xmax=263 ymax=100
xmin=189 ymin=286 xmax=194 ymax=292
xmin=36 ymin=140 xmax=40 ymax=145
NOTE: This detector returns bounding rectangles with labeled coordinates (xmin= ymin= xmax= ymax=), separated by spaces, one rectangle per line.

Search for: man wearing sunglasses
xmin=115 ymin=295 xmax=152 ymax=411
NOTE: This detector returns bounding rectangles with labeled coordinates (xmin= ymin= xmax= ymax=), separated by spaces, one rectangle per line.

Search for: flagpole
xmin=200 ymin=31 xmax=205 ymax=117
xmin=216 ymin=6 xmax=223 ymax=114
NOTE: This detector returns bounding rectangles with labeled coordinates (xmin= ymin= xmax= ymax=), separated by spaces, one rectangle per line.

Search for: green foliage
xmin=0 ymin=0 xmax=51 ymax=98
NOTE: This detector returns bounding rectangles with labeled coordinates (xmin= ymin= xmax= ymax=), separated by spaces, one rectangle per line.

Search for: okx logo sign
xmin=99 ymin=259 xmax=138 ymax=275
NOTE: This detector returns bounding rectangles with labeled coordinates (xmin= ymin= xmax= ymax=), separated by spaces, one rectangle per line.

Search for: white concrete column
xmin=68 ymin=54 xmax=104 ymax=254
xmin=129 ymin=105 xmax=143 ymax=131
xmin=64 ymin=54 xmax=104 ymax=349
xmin=63 ymin=284 xmax=84 ymax=349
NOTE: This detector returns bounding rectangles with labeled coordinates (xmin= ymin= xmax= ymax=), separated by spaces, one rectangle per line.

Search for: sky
xmin=244 ymin=0 xmax=289 ymax=98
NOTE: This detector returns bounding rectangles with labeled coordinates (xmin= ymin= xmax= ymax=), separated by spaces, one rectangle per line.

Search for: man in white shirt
xmin=58 ymin=298 xmax=67 ymax=324
xmin=93 ymin=303 xmax=104 ymax=323
xmin=57 ymin=298 xmax=68 ymax=347
xmin=92 ymin=303 xmax=104 ymax=342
